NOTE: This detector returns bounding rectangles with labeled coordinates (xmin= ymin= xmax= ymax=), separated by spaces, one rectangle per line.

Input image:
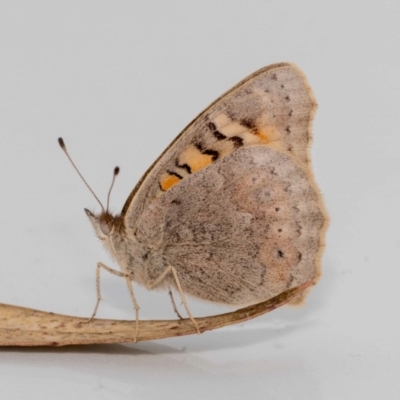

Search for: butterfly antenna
xmin=106 ymin=166 xmax=120 ymax=213
xmin=58 ymin=137 xmax=105 ymax=212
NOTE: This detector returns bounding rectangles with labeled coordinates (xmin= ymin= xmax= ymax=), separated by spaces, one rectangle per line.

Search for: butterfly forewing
xmin=122 ymin=63 xmax=316 ymax=230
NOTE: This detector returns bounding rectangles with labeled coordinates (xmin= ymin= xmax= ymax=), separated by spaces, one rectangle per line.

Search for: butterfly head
xmin=85 ymin=209 xmax=117 ymax=240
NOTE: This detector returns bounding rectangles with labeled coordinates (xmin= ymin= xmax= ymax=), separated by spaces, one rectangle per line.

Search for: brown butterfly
xmin=59 ymin=62 xmax=327 ymax=341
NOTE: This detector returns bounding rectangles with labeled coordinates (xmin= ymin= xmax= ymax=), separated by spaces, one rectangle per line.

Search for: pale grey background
xmin=0 ymin=1 xmax=399 ymax=399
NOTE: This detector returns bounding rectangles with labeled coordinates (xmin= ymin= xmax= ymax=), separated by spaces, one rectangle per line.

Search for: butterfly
xmin=59 ymin=62 xmax=327 ymax=341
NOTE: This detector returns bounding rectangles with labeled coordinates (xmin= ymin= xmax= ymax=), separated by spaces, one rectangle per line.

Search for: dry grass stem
xmin=0 ymin=282 xmax=311 ymax=347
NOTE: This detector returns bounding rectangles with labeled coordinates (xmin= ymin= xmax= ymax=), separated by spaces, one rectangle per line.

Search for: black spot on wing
xmin=240 ymin=118 xmax=256 ymax=130
xmin=207 ymin=122 xmax=216 ymax=131
xmin=213 ymin=130 xmax=226 ymax=140
xmin=229 ymin=136 xmax=244 ymax=148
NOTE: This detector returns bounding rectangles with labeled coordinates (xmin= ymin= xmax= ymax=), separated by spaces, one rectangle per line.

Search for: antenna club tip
xmin=114 ymin=166 xmax=120 ymax=175
xmin=58 ymin=137 xmax=65 ymax=149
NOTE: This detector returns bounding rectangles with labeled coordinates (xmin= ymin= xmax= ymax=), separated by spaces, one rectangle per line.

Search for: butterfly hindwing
xmin=134 ymin=145 xmax=325 ymax=305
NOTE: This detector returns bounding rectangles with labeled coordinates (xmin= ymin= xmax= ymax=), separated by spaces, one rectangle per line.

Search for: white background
xmin=1 ymin=1 xmax=399 ymax=399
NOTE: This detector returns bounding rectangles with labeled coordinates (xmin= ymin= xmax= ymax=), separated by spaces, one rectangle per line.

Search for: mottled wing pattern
xmin=135 ymin=146 xmax=325 ymax=305
xmin=122 ymin=63 xmax=316 ymax=230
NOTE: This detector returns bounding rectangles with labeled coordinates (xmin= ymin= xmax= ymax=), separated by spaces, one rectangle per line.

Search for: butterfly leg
xmin=148 ymin=266 xmax=200 ymax=334
xmin=87 ymin=262 xmax=141 ymax=342
xmin=168 ymin=288 xmax=184 ymax=320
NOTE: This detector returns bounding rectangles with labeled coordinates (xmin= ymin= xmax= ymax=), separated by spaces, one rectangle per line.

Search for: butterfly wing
xmin=135 ymin=145 xmax=325 ymax=305
xmin=121 ymin=63 xmax=318 ymax=231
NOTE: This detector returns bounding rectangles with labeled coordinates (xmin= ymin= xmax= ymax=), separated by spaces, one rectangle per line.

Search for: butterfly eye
xmin=100 ymin=220 xmax=111 ymax=235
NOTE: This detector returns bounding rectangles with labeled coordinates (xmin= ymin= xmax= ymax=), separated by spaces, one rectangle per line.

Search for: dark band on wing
xmin=175 ymin=160 xmax=192 ymax=174
xmin=160 ymin=118 xmax=250 ymax=193
xmin=195 ymin=142 xmax=219 ymax=161
xmin=167 ymin=170 xmax=183 ymax=179
xmin=202 ymin=148 xmax=219 ymax=161
xmin=208 ymin=121 xmax=227 ymax=141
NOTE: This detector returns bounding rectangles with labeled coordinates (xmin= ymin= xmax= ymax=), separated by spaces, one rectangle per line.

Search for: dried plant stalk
xmin=0 ymin=282 xmax=311 ymax=347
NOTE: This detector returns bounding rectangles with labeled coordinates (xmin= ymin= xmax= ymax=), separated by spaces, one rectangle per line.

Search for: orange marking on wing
xmin=160 ymin=174 xmax=181 ymax=191
xmin=255 ymin=127 xmax=280 ymax=143
xmin=179 ymin=147 xmax=213 ymax=173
